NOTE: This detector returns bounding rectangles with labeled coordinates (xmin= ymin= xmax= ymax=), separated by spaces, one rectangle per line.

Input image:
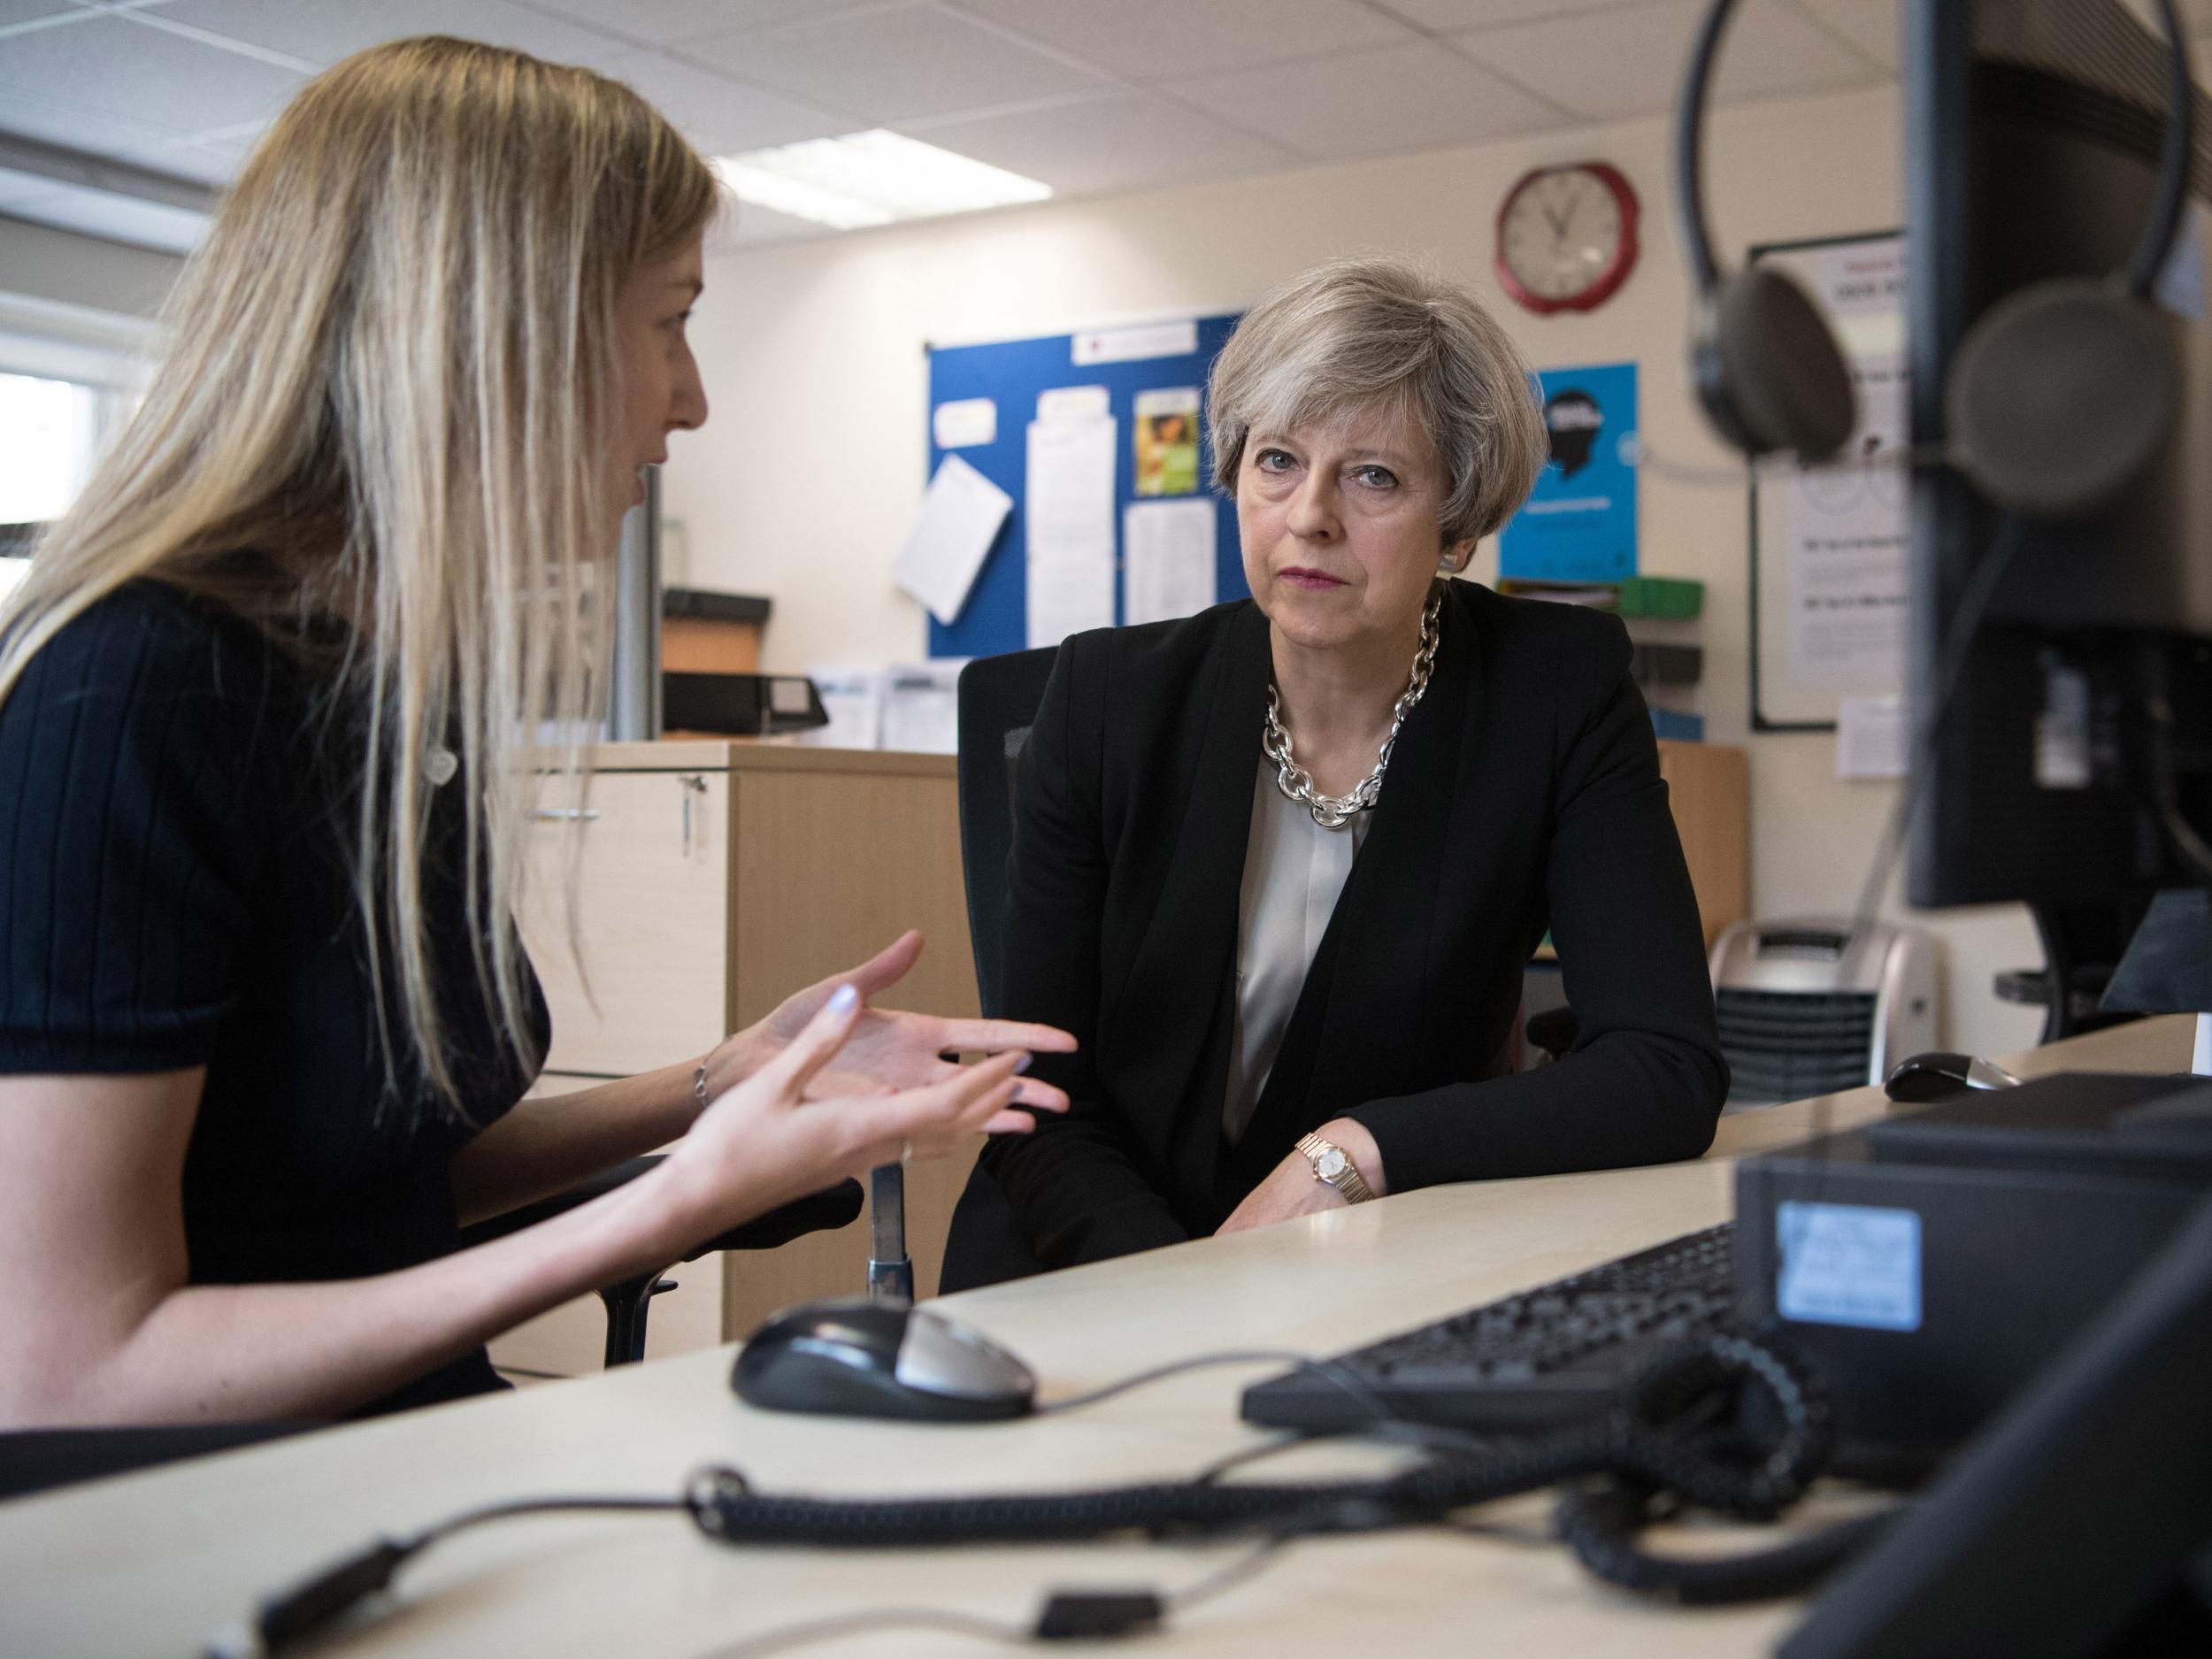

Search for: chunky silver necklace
xmin=1263 ymin=588 xmax=1442 ymax=830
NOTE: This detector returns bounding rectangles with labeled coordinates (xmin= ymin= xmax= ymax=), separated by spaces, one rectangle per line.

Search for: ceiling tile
xmin=1166 ymin=37 xmax=1565 ymax=158
xmin=953 ymin=0 xmax=1409 ymax=82
xmin=152 ymin=0 xmax=626 ymax=70
xmin=599 ymin=49 xmax=850 ymax=155
xmin=0 ymin=2 xmax=86 ymax=29
xmin=530 ymin=0 xmax=828 ymax=47
xmin=1795 ymin=0 xmax=1899 ymax=73
xmin=900 ymin=88 xmax=1294 ymax=195
xmin=1452 ymin=0 xmax=1878 ymax=124
xmin=0 ymin=15 xmax=301 ymax=137
xmin=684 ymin=3 xmax=1107 ymax=125
xmin=1370 ymin=0 xmax=1627 ymax=29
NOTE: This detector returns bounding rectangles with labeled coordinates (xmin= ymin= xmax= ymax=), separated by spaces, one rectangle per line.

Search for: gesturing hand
xmin=666 ymin=982 xmax=1054 ymax=1245
xmin=714 ymin=932 xmax=1077 ymax=1116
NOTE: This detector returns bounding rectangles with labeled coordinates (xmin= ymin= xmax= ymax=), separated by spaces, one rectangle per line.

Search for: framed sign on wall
xmin=1747 ymin=230 xmax=1907 ymax=733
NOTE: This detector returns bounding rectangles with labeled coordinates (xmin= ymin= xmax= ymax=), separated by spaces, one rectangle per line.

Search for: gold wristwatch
xmin=1295 ymin=1132 xmax=1376 ymax=1204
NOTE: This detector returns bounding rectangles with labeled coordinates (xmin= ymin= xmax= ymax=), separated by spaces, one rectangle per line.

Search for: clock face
xmin=1494 ymin=163 xmax=1640 ymax=315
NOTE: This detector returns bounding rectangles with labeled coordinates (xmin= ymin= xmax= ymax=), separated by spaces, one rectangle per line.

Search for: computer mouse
xmin=1883 ymin=1050 xmax=2025 ymax=1103
xmin=731 ymin=1297 xmax=1036 ymax=1422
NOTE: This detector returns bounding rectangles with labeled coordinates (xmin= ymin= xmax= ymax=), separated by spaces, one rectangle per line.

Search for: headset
xmin=1676 ymin=0 xmax=2194 ymax=519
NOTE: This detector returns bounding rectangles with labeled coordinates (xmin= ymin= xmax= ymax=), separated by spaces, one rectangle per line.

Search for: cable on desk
xmin=688 ymin=1521 xmax=1312 ymax=1659
xmin=1034 ymin=1348 xmax=1380 ymax=1419
xmin=201 ymin=1494 xmax=686 ymax=1659
xmin=204 ymin=1334 xmax=1894 ymax=1656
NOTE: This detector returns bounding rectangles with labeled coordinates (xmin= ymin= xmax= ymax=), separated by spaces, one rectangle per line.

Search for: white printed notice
xmin=1123 ymin=498 xmax=1216 ymax=626
xmin=891 ymin=454 xmax=1011 ymax=626
xmin=1025 ymin=416 xmax=1117 ymax=647
xmin=1778 ymin=235 xmax=1909 ymax=689
xmin=1835 ymin=694 xmax=1906 ymax=779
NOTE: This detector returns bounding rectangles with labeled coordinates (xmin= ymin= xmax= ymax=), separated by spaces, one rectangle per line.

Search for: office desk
xmin=1 ymin=1016 xmax=2192 ymax=1657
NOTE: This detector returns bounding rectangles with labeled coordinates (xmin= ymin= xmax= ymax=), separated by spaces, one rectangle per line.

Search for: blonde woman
xmin=942 ymin=257 xmax=1724 ymax=1291
xmin=0 ymin=37 xmax=1070 ymax=1429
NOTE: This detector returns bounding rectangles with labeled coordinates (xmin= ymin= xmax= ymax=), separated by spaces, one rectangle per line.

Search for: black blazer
xmin=939 ymin=580 xmax=1727 ymax=1292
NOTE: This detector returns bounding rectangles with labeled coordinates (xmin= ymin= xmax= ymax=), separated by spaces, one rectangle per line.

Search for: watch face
xmin=1495 ymin=163 xmax=1638 ymax=315
xmin=1316 ymin=1148 xmax=1349 ymax=1180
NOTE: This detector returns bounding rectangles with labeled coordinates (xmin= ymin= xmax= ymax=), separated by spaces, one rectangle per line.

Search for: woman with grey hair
xmin=941 ymin=255 xmax=1727 ymax=1289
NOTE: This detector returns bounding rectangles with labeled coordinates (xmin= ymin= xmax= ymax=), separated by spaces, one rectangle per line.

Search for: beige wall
xmin=668 ymin=81 xmax=2047 ymax=1062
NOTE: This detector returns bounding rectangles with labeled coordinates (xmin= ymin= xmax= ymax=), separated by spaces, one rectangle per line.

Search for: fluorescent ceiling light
xmin=711 ymin=130 xmax=1050 ymax=232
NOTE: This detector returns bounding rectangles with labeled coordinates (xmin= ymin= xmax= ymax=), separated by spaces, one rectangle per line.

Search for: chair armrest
xmin=456 ymin=1162 xmax=864 ymax=1258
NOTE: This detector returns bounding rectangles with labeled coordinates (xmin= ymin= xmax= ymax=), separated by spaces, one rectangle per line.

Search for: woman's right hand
xmin=657 ymin=984 xmax=1045 ymax=1248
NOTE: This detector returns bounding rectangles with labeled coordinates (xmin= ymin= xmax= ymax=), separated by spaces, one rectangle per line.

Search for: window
xmin=0 ymin=291 xmax=154 ymax=537
xmin=0 ymin=372 xmax=104 ymax=524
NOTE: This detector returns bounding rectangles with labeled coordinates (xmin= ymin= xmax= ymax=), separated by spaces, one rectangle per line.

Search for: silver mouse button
xmin=894 ymin=1309 xmax=1037 ymax=1404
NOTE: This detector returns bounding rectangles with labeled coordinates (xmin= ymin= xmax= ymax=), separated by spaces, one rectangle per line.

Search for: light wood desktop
xmin=1 ymin=1017 xmax=2190 ymax=1658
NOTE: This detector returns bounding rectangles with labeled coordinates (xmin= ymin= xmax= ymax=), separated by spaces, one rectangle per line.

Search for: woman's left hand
xmin=1216 ymin=1118 xmax=1388 ymax=1236
xmin=703 ymin=931 xmax=1077 ymax=1115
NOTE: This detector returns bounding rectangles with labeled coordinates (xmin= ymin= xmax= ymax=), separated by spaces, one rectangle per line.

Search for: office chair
xmin=1993 ymin=894 xmax=2157 ymax=1045
xmin=955 ymin=647 xmax=1061 ymax=1018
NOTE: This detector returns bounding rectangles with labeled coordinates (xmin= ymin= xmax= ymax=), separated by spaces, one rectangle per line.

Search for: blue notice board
xmin=1499 ymin=360 xmax=1640 ymax=583
xmin=926 ymin=314 xmax=1246 ymax=658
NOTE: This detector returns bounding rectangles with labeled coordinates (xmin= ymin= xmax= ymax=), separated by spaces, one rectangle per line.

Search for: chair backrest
xmin=956 ymin=647 xmax=1059 ymax=1018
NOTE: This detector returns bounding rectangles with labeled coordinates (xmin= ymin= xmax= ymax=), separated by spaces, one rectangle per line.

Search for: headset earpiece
xmin=1947 ymin=280 xmax=2180 ymax=521
xmin=1693 ymin=265 xmax=1857 ymax=463
xmin=1676 ymin=0 xmax=2191 ymax=516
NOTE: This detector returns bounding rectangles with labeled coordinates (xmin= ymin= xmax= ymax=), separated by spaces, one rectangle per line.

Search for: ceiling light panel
xmin=711 ymin=129 xmax=1049 ymax=231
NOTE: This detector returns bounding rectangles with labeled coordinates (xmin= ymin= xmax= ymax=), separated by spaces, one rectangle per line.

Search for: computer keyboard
xmin=1240 ymin=1222 xmax=1740 ymax=1434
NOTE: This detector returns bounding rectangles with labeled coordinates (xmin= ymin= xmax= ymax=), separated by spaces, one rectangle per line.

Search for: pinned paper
xmin=1133 ymin=387 xmax=1201 ymax=496
xmin=1072 ymin=319 xmax=1197 ymax=365
xmin=1037 ymin=384 xmax=1110 ymax=424
xmin=892 ymin=454 xmax=1012 ymax=626
xmin=932 ymin=396 xmax=996 ymax=449
xmin=1124 ymin=498 xmax=1216 ymax=626
xmin=881 ymin=660 xmax=964 ymax=755
xmin=1025 ymin=416 xmax=1118 ymax=648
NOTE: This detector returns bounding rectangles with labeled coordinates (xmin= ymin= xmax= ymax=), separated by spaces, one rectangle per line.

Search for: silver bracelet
xmin=693 ymin=1058 xmax=710 ymax=1112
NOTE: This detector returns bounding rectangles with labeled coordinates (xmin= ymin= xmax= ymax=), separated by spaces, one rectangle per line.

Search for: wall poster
xmin=1749 ymin=230 xmax=1909 ymax=732
xmin=1499 ymin=360 xmax=1638 ymax=583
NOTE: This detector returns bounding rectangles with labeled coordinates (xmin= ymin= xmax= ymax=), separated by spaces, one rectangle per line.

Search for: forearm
xmin=1348 ymin=1033 xmax=1723 ymax=1194
xmin=449 ymin=1058 xmax=705 ymax=1225
xmin=12 ymin=1162 xmax=698 ymax=1426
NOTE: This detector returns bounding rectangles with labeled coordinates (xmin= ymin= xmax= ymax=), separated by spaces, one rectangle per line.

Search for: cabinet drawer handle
xmin=534 ymin=807 xmax=601 ymax=821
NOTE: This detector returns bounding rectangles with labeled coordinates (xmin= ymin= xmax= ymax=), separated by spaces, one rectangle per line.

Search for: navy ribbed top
xmin=0 ymin=580 xmax=547 ymax=1414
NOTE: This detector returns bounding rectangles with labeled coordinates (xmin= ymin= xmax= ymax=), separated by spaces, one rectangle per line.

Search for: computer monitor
xmin=1905 ymin=0 xmax=2212 ymax=909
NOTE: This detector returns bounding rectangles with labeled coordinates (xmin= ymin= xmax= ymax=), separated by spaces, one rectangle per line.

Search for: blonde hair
xmin=0 ymin=37 xmax=718 ymax=1110
xmin=1208 ymin=255 xmax=1548 ymax=546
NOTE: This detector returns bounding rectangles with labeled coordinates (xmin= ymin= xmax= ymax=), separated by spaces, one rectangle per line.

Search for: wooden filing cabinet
xmin=1656 ymin=739 xmax=1749 ymax=950
xmin=489 ymin=741 xmax=983 ymax=1380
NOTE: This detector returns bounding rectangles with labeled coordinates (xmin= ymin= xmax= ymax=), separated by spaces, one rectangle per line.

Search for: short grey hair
xmin=1208 ymin=255 xmax=1548 ymax=546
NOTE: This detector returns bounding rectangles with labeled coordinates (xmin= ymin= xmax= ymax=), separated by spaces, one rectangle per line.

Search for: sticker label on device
xmin=1776 ymin=1202 xmax=1922 ymax=1332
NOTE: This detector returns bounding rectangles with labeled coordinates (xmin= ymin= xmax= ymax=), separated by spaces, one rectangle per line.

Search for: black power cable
xmin=204 ymin=1335 xmax=1897 ymax=1658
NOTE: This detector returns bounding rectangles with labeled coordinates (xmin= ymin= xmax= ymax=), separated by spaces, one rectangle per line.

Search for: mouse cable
xmin=684 ymin=1525 xmax=1312 ymax=1659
